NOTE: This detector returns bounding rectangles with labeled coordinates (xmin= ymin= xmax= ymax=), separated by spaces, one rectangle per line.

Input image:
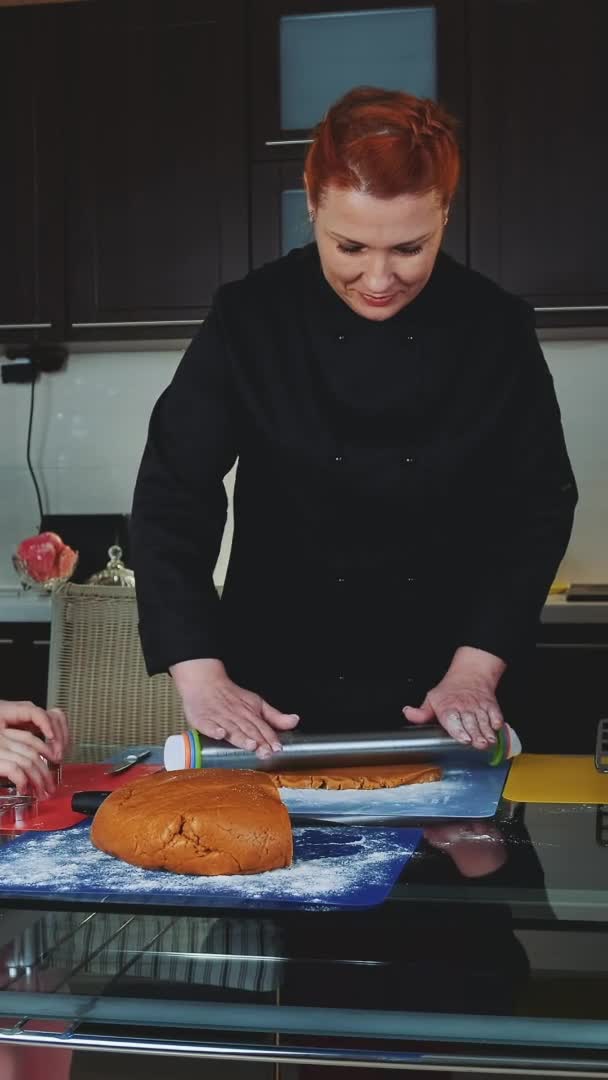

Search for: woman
xmin=0 ymin=699 xmax=68 ymax=797
xmin=131 ymin=87 xmax=577 ymax=756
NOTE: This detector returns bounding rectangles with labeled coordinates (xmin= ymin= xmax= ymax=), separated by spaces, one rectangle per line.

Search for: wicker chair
xmin=46 ymin=583 xmax=184 ymax=748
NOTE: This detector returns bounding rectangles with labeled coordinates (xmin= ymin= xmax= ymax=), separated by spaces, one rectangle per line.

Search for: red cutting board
xmin=0 ymin=763 xmax=160 ymax=833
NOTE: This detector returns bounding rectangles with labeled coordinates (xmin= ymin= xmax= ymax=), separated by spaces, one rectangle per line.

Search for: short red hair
xmin=304 ymin=86 xmax=460 ymax=210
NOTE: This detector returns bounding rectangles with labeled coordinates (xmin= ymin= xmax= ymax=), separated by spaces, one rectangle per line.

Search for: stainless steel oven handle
xmin=264 ymin=138 xmax=313 ymax=147
xmin=71 ymin=320 xmax=202 ymax=329
xmin=537 ymin=642 xmax=608 ymax=650
xmin=535 ymin=305 xmax=608 ymax=312
xmin=0 ymin=323 xmax=53 ymax=330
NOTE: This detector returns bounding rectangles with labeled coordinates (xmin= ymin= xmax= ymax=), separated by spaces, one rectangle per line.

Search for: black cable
xmin=25 ymin=368 xmax=44 ymax=530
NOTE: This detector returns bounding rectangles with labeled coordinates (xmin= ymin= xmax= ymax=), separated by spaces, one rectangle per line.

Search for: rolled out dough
xmin=270 ymin=762 xmax=442 ymax=790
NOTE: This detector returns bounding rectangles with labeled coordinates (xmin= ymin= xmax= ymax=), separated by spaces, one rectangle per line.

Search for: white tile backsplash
xmin=544 ymin=339 xmax=608 ymax=583
xmin=0 ymin=467 xmax=51 ymax=568
xmin=0 ymin=349 xmax=181 ymax=587
xmin=0 ymin=337 xmax=606 ymax=591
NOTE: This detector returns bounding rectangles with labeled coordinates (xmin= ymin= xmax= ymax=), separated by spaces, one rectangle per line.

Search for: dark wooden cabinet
xmin=251 ymin=161 xmax=309 ymax=269
xmin=2 ymin=0 xmax=607 ymax=341
xmin=469 ymin=0 xmax=608 ymax=327
xmin=500 ymin=623 xmax=608 ymax=755
xmin=0 ymin=6 xmax=65 ymax=342
xmin=0 ymin=624 xmax=50 ymax=708
xmin=66 ymin=0 xmax=249 ymax=337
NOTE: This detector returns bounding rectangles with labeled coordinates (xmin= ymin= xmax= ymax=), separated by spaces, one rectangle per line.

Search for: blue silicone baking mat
xmin=0 ymin=822 xmax=422 ymax=911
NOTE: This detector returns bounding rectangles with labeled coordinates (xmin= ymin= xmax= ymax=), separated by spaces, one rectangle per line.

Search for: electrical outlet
xmin=1 ymin=359 xmax=37 ymax=385
xmin=4 ymin=345 xmax=67 ymax=374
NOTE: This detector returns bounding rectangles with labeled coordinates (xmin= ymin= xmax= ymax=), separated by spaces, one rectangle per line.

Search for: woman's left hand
xmin=402 ymin=646 xmax=506 ymax=749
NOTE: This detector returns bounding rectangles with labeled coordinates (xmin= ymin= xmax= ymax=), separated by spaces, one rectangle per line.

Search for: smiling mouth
xmin=360 ymin=293 xmax=396 ymax=303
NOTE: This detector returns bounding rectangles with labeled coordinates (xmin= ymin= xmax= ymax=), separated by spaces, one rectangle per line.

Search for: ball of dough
xmin=91 ymin=769 xmax=293 ymax=876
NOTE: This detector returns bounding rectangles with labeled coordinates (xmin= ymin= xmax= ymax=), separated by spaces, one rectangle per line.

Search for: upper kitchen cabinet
xmin=249 ymin=1 xmax=467 ymax=265
xmin=250 ymin=1 xmax=466 ymax=160
xmin=0 ymin=5 xmax=65 ymax=342
xmin=469 ymin=0 xmax=608 ymax=327
xmin=67 ymin=0 xmax=248 ymax=337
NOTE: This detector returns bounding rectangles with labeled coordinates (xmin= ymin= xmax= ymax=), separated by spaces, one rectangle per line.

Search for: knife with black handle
xmin=71 ymin=790 xmax=111 ymax=816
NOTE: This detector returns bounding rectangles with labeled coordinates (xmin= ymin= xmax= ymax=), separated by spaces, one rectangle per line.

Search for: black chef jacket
xmin=131 ymin=244 xmax=577 ymax=732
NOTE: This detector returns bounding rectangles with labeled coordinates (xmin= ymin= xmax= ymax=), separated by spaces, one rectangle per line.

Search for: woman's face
xmin=310 ymin=185 xmax=446 ymax=321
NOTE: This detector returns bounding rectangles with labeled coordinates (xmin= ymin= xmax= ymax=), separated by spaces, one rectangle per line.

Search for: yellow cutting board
xmin=503 ymin=754 xmax=608 ymax=804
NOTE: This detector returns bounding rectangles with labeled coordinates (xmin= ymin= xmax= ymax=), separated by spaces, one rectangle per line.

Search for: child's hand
xmin=0 ymin=701 xmax=69 ymax=799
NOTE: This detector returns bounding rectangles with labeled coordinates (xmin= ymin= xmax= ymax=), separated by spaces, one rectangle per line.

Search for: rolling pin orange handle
xmin=71 ymin=791 xmax=111 ymax=816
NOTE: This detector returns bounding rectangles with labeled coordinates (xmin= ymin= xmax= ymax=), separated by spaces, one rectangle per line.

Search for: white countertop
xmin=541 ymin=594 xmax=608 ymax=623
xmin=0 ymin=588 xmax=52 ymax=623
xmin=0 ymin=587 xmax=607 ymax=625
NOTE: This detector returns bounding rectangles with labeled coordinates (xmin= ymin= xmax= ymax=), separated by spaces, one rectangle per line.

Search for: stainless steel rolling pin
xmin=164 ymin=723 xmax=521 ymax=772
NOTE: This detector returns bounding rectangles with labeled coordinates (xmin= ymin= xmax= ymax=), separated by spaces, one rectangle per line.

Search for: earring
xmin=308 ymin=211 xmax=316 ymax=223
xmin=443 ymin=215 xmax=449 ymax=226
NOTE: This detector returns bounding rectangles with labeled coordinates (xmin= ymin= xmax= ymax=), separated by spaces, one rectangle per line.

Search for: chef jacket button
xmin=337 ymin=334 xmax=346 ymax=342
xmin=407 ymin=334 xmax=414 ymax=342
xmin=406 ymin=676 xmax=415 ymax=685
xmin=406 ymin=576 xmax=415 ymax=584
xmin=337 ymin=674 xmax=345 ymax=681
xmin=337 ymin=576 xmax=345 ymax=584
xmin=335 ymin=455 xmax=344 ymax=463
xmin=404 ymin=456 xmax=416 ymax=465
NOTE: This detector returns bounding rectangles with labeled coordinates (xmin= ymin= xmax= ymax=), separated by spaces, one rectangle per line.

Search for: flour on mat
xmin=280 ymin=771 xmax=469 ymax=817
xmin=0 ymin=825 xmax=417 ymax=907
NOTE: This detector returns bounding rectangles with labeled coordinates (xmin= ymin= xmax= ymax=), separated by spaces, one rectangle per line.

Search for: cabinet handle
xmin=0 ymin=638 xmax=15 ymax=646
xmin=32 ymin=640 xmax=50 ymax=647
xmin=537 ymin=642 xmax=608 ymax=650
xmin=0 ymin=323 xmax=53 ymax=330
xmin=71 ymin=319 xmax=203 ymax=329
xmin=264 ymin=138 xmax=313 ymax=147
xmin=534 ymin=305 xmax=608 ymax=313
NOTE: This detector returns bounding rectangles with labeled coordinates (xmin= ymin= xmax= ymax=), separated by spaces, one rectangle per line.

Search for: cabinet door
xmin=251 ymin=0 xmax=466 ymax=160
xmin=469 ymin=0 xmax=608 ymax=327
xmin=67 ymin=0 xmax=248 ymax=337
xmin=502 ymin=625 xmax=608 ymax=755
xmin=530 ymin=643 xmax=608 ymax=755
xmin=251 ymin=163 xmax=312 ymax=268
xmin=0 ymin=625 xmax=50 ymax=708
xmin=25 ymin=632 xmax=51 ymax=710
xmin=0 ymin=6 xmax=65 ymax=341
xmin=0 ymin=634 xmax=20 ymax=703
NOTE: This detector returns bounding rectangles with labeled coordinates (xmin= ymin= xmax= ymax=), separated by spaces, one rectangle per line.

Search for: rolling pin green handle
xmin=71 ymin=791 xmax=111 ymax=816
xmin=193 ymin=728 xmax=203 ymax=768
xmin=488 ymin=723 xmax=522 ymax=766
xmin=488 ymin=726 xmax=507 ymax=766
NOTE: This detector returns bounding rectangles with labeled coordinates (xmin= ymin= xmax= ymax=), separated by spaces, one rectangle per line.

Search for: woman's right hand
xmin=170 ymin=658 xmax=300 ymax=758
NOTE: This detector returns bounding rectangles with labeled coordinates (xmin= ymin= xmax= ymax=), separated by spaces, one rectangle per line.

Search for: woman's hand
xmin=0 ymin=700 xmax=69 ymax=798
xmin=402 ymin=646 xmax=506 ymax=749
xmin=171 ymin=659 xmax=300 ymax=758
